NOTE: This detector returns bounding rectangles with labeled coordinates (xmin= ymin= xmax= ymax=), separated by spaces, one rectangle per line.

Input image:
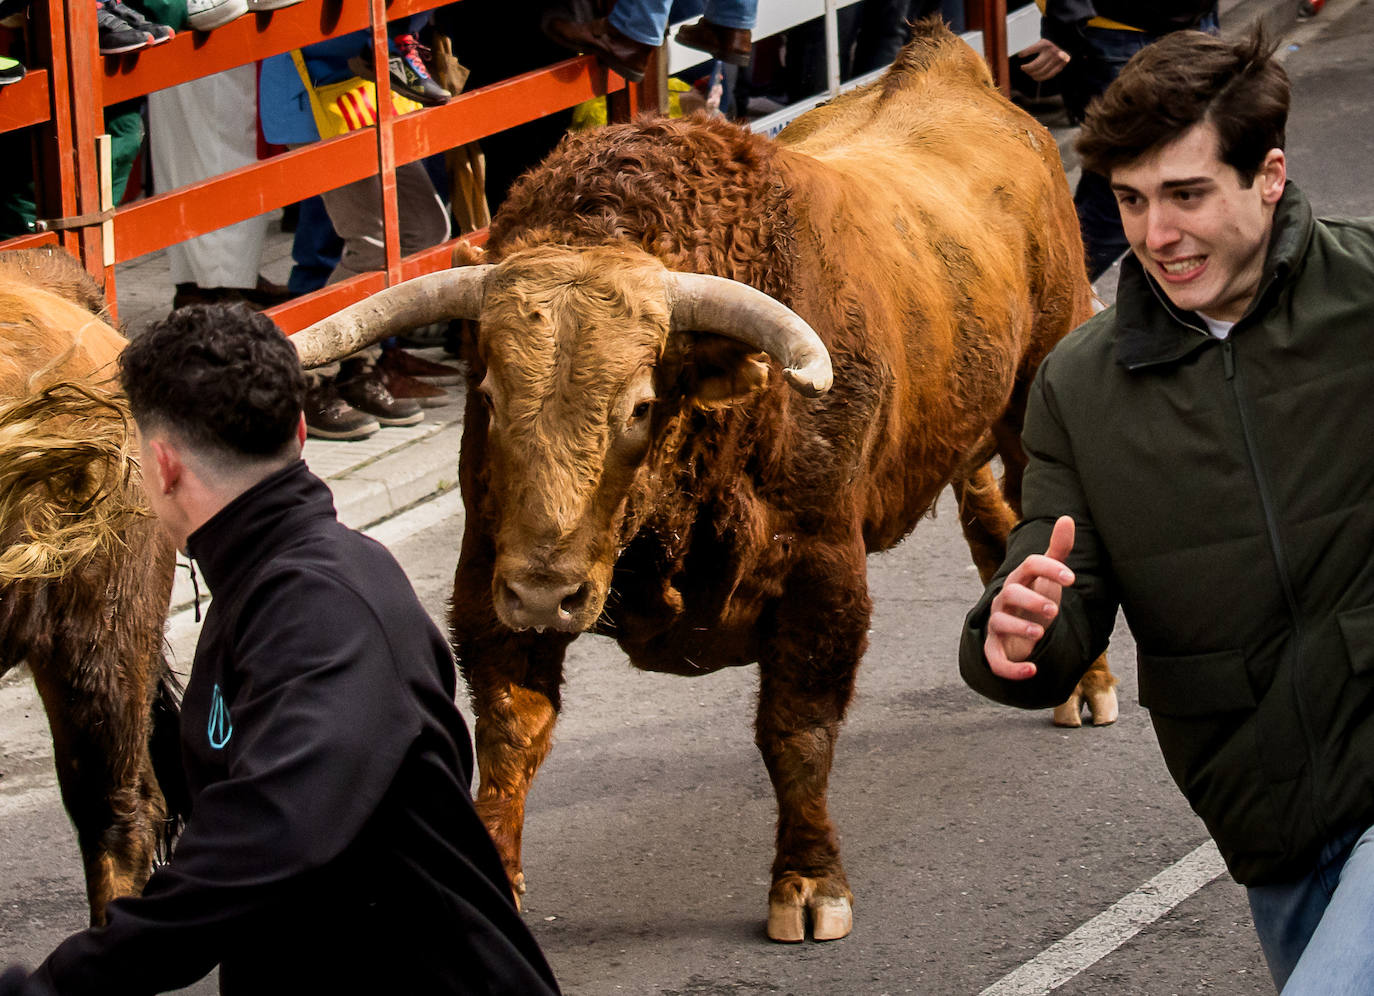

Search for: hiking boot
xmin=378 ymin=365 xmax=452 ymax=408
xmin=305 ymin=379 xmax=379 ymax=441
xmin=104 ymin=0 xmax=174 ymax=43
xmin=349 ymin=34 xmax=451 ymax=107
xmin=673 ymin=18 xmax=752 ymax=67
xmin=378 ymin=347 xmax=463 ymax=385
xmin=542 ymin=16 xmax=651 ymax=83
xmin=97 ymin=2 xmax=152 ymax=54
xmin=0 ymin=56 xmax=24 ymax=86
xmin=337 ymin=360 xmax=424 ymax=426
xmin=185 ymin=0 xmax=247 ymax=31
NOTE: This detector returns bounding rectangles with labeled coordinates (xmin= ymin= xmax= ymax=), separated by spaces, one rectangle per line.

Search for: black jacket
xmin=960 ymin=186 xmax=1374 ymax=885
xmin=1041 ymin=1 xmax=1216 ymax=53
xmin=26 ymin=461 xmax=560 ymax=994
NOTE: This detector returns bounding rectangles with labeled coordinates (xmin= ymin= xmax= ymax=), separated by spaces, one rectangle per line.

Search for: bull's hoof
xmin=1087 ymin=685 xmax=1119 ymax=726
xmin=510 ymin=870 xmax=527 ymax=911
xmin=767 ymin=882 xmax=853 ymax=942
xmin=1051 ymin=693 xmax=1083 ymax=728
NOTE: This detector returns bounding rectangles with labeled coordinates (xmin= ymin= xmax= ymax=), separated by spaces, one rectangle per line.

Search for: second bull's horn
xmin=664 ymin=272 xmax=833 ymax=397
xmin=291 ymin=265 xmax=494 ymax=368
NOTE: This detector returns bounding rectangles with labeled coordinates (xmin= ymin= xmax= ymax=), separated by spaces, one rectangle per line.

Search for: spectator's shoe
xmin=104 ymin=0 xmax=173 ymax=43
xmin=348 ymin=34 xmax=451 ymax=107
xmin=336 ymin=361 xmax=424 ymax=426
xmin=185 ymin=0 xmax=247 ymax=31
xmin=245 ymin=0 xmax=303 ymax=9
xmin=378 ymin=347 xmax=464 ymax=385
xmin=0 ymin=55 xmax=24 ymax=86
xmin=97 ymin=2 xmax=152 ymax=53
xmin=542 ymin=16 xmax=651 ymax=83
xmin=673 ymin=18 xmax=752 ymax=67
xmin=378 ymin=365 xmax=453 ymax=408
xmin=304 ymin=380 xmax=380 ymax=441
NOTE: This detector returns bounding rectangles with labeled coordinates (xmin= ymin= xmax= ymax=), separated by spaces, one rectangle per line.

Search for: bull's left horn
xmin=664 ymin=272 xmax=832 ymax=397
xmin=291 ymin=265 xmax=494 ymax=368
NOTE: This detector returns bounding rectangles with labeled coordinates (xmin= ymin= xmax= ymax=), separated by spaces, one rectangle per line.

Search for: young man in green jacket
xmin=959 ymin=29 xmax=1374 ymax=993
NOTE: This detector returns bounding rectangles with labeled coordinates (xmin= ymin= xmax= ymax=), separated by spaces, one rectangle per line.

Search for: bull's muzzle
xmin=495 ymin=574 xmax=597 ymax=633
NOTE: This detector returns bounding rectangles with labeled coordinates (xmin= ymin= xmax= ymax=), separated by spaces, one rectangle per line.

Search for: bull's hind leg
xmin=455 ymin=627 xmax=573 ymax=906
xmin=953 ymin=464 xmax=1119 ymax=727
xmin=757 ymin=544 xmax=867 ymax=943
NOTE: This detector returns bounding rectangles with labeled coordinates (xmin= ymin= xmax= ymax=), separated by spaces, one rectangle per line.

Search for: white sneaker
xmin=246 ymin=0 xmax=304 ymax=10
xmin=186 ymin=0 xmax=247 ymax=31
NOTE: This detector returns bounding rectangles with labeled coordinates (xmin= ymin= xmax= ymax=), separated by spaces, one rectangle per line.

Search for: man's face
xmin=1111 ymin=121 xmax=1286 ymax=323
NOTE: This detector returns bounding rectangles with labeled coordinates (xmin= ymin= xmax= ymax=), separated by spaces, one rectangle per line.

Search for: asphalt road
xmin=2 ymin=2 xmax=1371 ymax=991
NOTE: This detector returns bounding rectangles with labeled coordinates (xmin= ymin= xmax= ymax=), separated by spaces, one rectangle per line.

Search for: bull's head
xmin=293 ymin=244 xmax=831 ymax=633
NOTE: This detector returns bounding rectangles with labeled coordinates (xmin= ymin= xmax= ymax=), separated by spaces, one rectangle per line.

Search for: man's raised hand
xmin=983 ymin=515 xmax=1076 ymax=680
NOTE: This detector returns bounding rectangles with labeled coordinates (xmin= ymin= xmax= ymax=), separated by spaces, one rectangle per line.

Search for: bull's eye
xmin=629 ymin=399 xmax=654 ymax=421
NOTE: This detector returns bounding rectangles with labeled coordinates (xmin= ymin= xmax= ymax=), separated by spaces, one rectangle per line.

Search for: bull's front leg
xmin=756 ymin=550 xmax=867 ymax=943
xmin=455 ymin=627 xmax=573 ymax=906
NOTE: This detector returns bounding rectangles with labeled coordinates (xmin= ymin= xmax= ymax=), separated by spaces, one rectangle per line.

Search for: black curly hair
xmin=119 ymin=304 xmax=305 ymax=465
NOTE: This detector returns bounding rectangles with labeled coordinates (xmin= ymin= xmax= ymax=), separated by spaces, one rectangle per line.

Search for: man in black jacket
xmin=1017 ymin=0 xmax=1219 ymax=279
xmin=961 ymin=30 xmax=1374 ymax=993
xmin=1 ymin=305 xmax=561 ymax=994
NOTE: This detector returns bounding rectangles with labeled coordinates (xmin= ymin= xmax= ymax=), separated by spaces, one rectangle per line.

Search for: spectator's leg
xmin=609 ymin=0 xmax=670 ymax=46
xmin=287 ymin=195 xmax=342 ymax=297
xmin=851 ymin=0 xmax=909 ymax=75
xmin=148 ymin=64 xmax=271 ymax=295
xmin=702 ymin=0 xmax=755 ymax=30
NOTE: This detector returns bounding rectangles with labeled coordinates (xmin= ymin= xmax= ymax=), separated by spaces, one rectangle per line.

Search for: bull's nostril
xmin=500 ymin=582 xmax=524 ymax=612
xmin=560 ymin=583 xmax=591 ymax=616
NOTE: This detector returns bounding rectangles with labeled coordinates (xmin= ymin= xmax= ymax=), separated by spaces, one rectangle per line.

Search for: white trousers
xmin=148 ymin=64 xmax=270 ymax=289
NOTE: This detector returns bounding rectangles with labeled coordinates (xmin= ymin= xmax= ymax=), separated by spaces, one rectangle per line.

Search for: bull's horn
xmin=291 ymin=265 xmax=494 ymax=368
xmin=664 ymin=272 xmax=832 ymax=397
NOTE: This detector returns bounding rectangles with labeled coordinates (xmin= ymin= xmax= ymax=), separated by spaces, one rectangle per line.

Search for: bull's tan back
xmin=0 ymin=275 xmax=127 ymax=400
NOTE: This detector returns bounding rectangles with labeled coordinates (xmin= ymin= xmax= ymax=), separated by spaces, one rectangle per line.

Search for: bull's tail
xmin=0 ymin=380 xmax=145 ymax=583
xmin=149 ymin=660 xmax=188 ymax=859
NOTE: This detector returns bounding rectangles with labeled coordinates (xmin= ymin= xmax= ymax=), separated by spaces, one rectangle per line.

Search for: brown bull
xmin=293 ymin=21 xmax=1118 ymax=942
xmin=0 ymin=247 xmax=183 ymax=924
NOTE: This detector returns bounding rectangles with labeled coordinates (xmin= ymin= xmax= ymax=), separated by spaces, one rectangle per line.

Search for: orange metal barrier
xmin=0 ymin=0 xmax=1007 ymax=331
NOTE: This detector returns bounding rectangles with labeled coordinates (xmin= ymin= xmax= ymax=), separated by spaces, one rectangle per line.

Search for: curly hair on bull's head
xmin=119 ymin=305 xmax=305 ymax=468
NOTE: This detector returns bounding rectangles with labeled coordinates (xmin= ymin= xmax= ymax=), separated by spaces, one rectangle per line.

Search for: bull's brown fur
xmin=0 ymin=247 xmax=181 ymax=924
xmin=450 ymin=23 xmax=1114 ymax=940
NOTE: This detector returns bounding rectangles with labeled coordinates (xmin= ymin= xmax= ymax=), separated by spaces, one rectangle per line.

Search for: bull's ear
xmin=681 ymin=334 xmax=772 ymax=410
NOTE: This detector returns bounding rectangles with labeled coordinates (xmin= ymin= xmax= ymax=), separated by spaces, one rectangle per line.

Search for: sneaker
xmin=336 ymin=360 xmax=424 ymax=426
xmin=378 ymin=347 xmax=464 ymax=385
xmin=104 ymin=0 xmax=173 ymax=43
xmin=185 ymin=0 xmax=248 ymax=31
xmin=0 ymin=56 xmax=24 ymax=86
xmin=97 ymin=2 xmax=152 ymax=54
xmin=304 ymin=379 xmax=380 ymax=441
xmin=245 ymin=0 xmax=304 ymax=10
xmin=349 ymin=33 xmax=451 ymax=107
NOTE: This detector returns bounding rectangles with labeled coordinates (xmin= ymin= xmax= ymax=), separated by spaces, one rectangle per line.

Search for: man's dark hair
xmin=1076 ymin=28 xmax=1290 ymax=186
xmin=119 ymin=304 xmax=305 ymax=464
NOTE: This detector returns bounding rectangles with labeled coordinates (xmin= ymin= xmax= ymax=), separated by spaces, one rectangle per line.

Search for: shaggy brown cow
xmin=0 ymin=247 xmax=183 ymax=924
xmin=293 ymin=21 xmax=1118 ymax=941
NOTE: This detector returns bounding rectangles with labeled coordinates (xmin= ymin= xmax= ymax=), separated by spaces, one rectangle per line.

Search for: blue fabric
xmin=258 ymin=16 xmax=435 ymax=146
xmin=287 ymin=195 xmax=342 ymax=296
xmin=1247 ymin=822 xmax=1374 ymax=993
xmin=610 ymin=0 xmax=755 ymax=46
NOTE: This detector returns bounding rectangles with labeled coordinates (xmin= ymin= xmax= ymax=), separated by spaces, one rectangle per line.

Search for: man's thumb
xmin=1045 ymin=515 xmax=1076 ymax=564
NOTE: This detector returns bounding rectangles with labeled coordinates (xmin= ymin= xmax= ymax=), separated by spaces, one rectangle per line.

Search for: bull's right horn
xmin=664 ymin=272 xmax=833 ymax=397
xmin=291 ymin=265 xmax=494 ymax=368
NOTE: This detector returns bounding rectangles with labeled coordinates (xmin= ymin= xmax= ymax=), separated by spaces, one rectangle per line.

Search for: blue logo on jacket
xmin=208 ymin=684 xmax=233 ymax=750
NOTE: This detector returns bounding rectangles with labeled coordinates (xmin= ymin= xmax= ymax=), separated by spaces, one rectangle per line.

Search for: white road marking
xmin=980 ymin=841 xmax=1229 ymax=995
